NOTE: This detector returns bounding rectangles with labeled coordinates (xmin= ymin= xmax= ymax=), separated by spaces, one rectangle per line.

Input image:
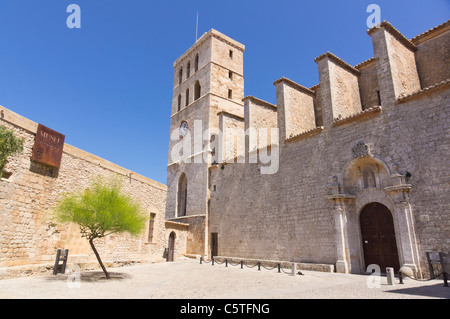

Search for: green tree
xmin=54 ymin=177 xmax=147 ymax=279
xmin=0 ymin=125 xmax=24 ymax=177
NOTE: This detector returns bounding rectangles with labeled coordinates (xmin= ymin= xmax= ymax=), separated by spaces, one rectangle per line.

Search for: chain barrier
xmin=200 ymin=258 xmax=212 ymax=264
xmin=243 ymin=261 xmax=258 ymax=269
xmin=260 ymin=263 xmax=278 ymax=271
xmin=398 ymin=252 xmax=449 ymax=287
xmin=400 ymin=271 xmax=448 ymax=286
xmin=403 ymin=272 xmax=444 ymax=281
xmin=228 ymin=260 xmax=241 ymax=267
xmin=200 ymin=257 xmax=301 ymax=276
xmin=280 ymin=267 xmax=292 ymax=275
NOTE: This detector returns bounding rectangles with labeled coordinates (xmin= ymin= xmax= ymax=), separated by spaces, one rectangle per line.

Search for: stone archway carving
xmin=327 ymin=143 xmax=422 ymax=277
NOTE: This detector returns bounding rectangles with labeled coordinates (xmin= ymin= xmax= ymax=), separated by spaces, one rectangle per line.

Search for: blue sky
xmin=0 ymin=0 xmax=448 ymax=184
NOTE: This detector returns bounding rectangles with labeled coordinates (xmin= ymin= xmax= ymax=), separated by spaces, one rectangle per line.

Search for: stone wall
xmin=166 ymin=29 xmax=246 ymax=257
xmin=412 ymin=21 xmax=450 ymax=89
xmin=208 ymin=21 xmax=450 ymax=278
xmin=243 ymin=97 xmax=277 ymax=152
xmin=0 ymin=107 xmax=169 ymax=274
xmin=356 ymin=60 xmax=380 ymax=109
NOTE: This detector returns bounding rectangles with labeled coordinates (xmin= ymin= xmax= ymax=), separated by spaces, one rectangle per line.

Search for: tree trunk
xmin=89 ymin=237 xmax=110 ymax=279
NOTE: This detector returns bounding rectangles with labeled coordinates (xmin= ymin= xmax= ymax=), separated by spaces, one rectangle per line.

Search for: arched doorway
xmin=168 ymin=232 xmax=176 ymax=262
xmin=360 ymin=203 xmax=400 ymax=273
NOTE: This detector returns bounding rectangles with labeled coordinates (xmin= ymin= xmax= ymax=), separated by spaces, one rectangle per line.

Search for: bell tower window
xmin=195 ymin=54 xmax=199 ymax=72
xmin=194 ymin=81 xmax=201 ymax=100
xmin=177 ymin=173 xmax=188 ymax=217
xmin=185 ymin=88 xmax=190 ymax=106
xmin=179 ymin=68 xmax=183 ymax=85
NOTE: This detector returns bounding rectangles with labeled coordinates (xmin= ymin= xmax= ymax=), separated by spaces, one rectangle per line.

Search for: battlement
xmin=239 ymin=20 xmax=449 ymax=151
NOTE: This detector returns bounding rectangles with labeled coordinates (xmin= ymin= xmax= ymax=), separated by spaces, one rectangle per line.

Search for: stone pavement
xmin=0 ymin=259 xmax=448 ymax=299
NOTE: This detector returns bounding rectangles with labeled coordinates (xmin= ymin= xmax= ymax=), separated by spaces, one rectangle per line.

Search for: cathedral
xmin=164 ymin=20 xmax=450 ymax=278
xmin=0 ymin=20 xmax=448 ymax=279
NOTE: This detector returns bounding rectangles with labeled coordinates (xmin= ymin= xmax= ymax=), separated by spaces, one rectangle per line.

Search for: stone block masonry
xmin=205 ymin=20 xmax=450 ymax=279
xmin=0 ymin=106 xmax=178 ymax=278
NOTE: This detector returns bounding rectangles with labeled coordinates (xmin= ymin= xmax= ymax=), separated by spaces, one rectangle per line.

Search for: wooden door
xmin=360 ymin=203 xmax=400 ymax=273
xmin=168 ymin=232 xmax=175 ymax=262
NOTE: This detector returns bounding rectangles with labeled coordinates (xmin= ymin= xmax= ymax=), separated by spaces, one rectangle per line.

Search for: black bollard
xmin=443 ymin=272 xmax=448 ymax=287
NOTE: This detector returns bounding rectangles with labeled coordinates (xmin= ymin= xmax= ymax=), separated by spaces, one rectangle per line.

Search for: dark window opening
xmin=185 ymin=88 xmax=190 ymax=106
xmin=179 ymin=68 xmax=183 ymax=85
xmin=376 ymin=90 xmax=381 ymax=105
xmin=195 ymin=54 xmax=199 ymax=72
xmin=228 ymin=89 xmax=233 ymax=99
xmin=177 ymin=174 xmax=188 ymax=217
xmin=194 ymin=81 xmax=201 ymax=100
xmin=177 ymin=94 xmax=181 ymax=112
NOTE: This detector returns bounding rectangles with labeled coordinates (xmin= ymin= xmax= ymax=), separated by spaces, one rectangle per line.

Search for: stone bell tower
xmin=165 ymin=29 xmax=245 ymax=257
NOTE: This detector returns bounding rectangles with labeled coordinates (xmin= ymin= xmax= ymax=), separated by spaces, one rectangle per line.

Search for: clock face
xmin=180 ymin=121 xmax=189 ymax=138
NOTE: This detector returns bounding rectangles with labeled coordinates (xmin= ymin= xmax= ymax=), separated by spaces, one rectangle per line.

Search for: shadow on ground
xmin=44 ymin=271 xmax=132 ymax=283
xmin=386 ymin=283 xmax=450 ymax=299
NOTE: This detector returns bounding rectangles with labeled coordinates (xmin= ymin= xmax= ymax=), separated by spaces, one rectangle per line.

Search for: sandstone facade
xmin=0 ymin=108 xmax=180 ymax=277
xmin=167 ymin=21 xmax=450 ymax=278
xmin=1 ymin=20 xmax=449 ymax=281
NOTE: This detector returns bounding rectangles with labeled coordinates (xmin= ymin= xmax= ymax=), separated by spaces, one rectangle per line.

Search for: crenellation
xmin=414 ymin=26 xmax=450 ymax=88
xmin=369 ymin=22 xmax=421 ymax=103
xmin=367 ymin=21 xmax=417 ymax=52
xmin=243 ymin=96 xmax=277 ymax=155
xmin=274 ymin=77 xmax=317 ymax=141
xmin=316 ymin=53 xmax=363 ymax=126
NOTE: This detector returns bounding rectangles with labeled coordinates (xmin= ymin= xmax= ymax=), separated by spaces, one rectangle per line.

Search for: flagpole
xmin=196 ymin=11 xmax=199 ymax=42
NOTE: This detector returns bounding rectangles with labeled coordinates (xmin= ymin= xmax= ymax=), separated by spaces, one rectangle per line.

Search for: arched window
xmin=194 ymin=54 xmax=199 ymax=72
xmin=177 ymin=94 xmax=181 ymax=112
xmin=185 ymin=88 xmax=190 ymax=106
xmin=186 ymin=62 xmax=191 ymax=78
xmin=194 ymin=80 xmax=201 ymax=100
xmin=178 ymin=68 xmax=183 ymax=85
xmin=177 ymin=173 xmax=187 ymax=217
